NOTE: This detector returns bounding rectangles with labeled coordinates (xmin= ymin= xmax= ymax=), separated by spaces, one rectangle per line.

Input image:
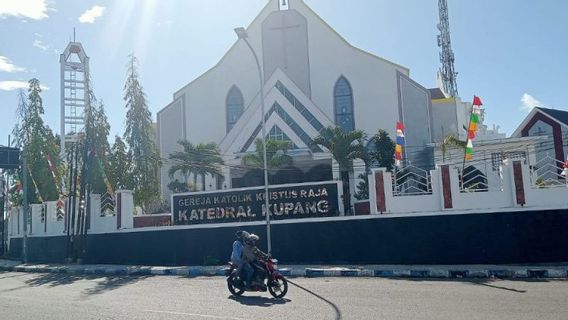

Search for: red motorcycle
xmin=226 ymin=257 xmax=289 ymax=299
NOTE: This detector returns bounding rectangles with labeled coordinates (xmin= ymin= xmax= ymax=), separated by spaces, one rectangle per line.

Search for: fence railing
xmin=530 ymin=155 xmax=567 ymax=189
xmin=392 ymin=165 xmax=432 ymax=196
xmin=100 ymin=192 xmax=116 ymax=217
xmin=458 ymin=165 xmax=503 ymax=193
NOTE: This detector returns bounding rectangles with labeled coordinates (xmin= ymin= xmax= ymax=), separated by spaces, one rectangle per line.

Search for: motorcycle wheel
xmin=268 ymin=275 xmax=288 ymax=299
xmin=227 ymin=275 xmax=245 ymax=296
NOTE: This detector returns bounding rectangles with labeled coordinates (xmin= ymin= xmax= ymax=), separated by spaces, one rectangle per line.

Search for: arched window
xmin=334 ymin=76 xmax=354 ymax=132
xmin=226 ymin=86 xmax=244 ymax=133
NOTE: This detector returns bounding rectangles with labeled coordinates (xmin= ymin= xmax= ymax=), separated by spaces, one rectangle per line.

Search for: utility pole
xmin=437 ymin=0 xmax=459 ymax=98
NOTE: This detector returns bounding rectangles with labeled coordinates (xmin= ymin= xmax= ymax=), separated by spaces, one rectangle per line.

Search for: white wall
xmin=368 ymin=161 xmax=566 ymax=215
xmin=448 ymin=166 xmax=514 ymax=211
xmin=89 ymin=194 xmax=116 ymax=233
xmin=522 ymin=163 xmax=568 ymax=209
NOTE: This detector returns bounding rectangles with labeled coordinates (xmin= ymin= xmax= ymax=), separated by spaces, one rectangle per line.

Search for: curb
xmin=1 ymin=262 xmax=567 ymax=279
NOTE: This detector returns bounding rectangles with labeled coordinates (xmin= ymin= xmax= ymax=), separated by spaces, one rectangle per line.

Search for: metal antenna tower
xmin=437 ymin=0 xmax=458 ymax=97
xmin=59 ymin=41 xmax=90 ymax=160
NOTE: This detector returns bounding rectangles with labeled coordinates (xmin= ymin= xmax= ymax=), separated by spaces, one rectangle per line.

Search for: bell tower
xmin=59 ymin=40 xmax=90 ymax=159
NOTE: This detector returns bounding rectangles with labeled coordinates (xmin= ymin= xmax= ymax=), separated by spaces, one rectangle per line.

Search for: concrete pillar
xmin=116 ymin=190 xmax=134 ymax=229
xmin=430 ymin=168 xmax=443 ymax=212
xmin=89 ymin=194 xmax=102 ymax=232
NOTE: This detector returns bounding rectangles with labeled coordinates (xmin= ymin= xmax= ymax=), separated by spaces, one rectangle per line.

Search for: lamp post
xmin=234 ymin=27 xmax=272 ymax=255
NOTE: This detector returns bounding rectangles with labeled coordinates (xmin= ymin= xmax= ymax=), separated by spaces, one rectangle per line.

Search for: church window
xmin=226 ymin=86 xmax=244 ymax=133
xmin=334 ymin=76 xmax=355 ymax=132
xmin=268 ymin=125 xmax=293 ymax=143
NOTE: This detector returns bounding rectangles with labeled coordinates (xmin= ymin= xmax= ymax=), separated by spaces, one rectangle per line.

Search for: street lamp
xmin=234 ymin=27 xmax=272 ymax=255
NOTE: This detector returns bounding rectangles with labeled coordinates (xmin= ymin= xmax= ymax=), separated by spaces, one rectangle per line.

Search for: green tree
xmin=354 ymin=173 xmax=369 ymax=201
xmin=123 ymin=55 xmax=161 ymax=210
xmin=370 ymin=129 xmax=396 ymax=171
xmin=168 ymin=140 xmax=224 ymax=192
xmin=13 ymin=79 xmax=62 ymax=204
xmin=242 ymin=138 xmax=294 ymax=172
xmin=85 ymin=99 xmax=112 ymax=194
xmin=194 ymin=142 xmax=224 ymax=191
xmin=312 ymin=126 xmax=367 ymax=214
xmin=108 ymin=136 xmax=132 ymax=190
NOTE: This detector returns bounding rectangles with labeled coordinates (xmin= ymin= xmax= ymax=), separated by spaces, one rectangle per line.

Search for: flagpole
xmin=462 ymin=96 xmax=482 ymax=174
xmin=461 ymin=111 xmax=474 ymax=174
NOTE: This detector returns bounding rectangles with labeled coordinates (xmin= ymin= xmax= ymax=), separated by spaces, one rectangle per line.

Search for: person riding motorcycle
xmin=242 ymin=233 xmax=270 ymax=287
xmin=230 ymin=230 xmax=253 ymax=289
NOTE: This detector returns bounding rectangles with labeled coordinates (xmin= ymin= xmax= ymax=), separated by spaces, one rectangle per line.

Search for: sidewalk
xmin=1 ymin=259 xmax=567 ymax=279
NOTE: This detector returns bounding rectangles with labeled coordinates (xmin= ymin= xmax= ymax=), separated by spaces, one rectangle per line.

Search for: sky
xmin=0 ymin=0 xmax=567 ymax=147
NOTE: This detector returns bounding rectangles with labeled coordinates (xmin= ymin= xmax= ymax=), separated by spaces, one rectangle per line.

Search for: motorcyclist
xmin=242 ymin=234 xmax=269 ymax=286
xmin=230 ymin=230 xmax=253 ymax=289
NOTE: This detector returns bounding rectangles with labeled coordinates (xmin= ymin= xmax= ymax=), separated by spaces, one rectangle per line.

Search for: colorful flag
xmin=395 ymin=122 xmax=405 ymax=167
xmin=465 ymin=96 xmax=483 ymax=162
xmin=465 ymin=139 xmax=474 ymax=161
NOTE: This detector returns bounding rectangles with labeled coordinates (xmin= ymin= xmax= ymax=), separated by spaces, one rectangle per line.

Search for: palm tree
xmin=168 ymin=140 xmax=224 ymax=191
xmin=242 ymin=138 xmax=294 ymax=173
xmin=312 ymin=126 xmax=368 ymax=214
xmin=194 ymin=142 xmax=224 ymax=191
xmin=441 ymin=134 xmax=467 ymax=163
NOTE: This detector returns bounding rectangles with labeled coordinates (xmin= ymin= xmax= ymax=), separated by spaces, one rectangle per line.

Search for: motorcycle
xmin=226 ymin=257 xmax=289 ymax=298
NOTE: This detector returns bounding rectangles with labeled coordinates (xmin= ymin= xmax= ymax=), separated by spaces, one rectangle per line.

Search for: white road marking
xmin=144 ymin=310 xmax=250 ymax=320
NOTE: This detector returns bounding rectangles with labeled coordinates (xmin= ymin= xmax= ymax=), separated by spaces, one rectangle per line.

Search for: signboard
xmin=172 ymin=182 xmax=342 ymax=225
xmin=0 ymin=147 xmax=20 ymax=169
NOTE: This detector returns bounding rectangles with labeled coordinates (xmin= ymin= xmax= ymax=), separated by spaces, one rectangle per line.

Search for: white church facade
xmin=157 ymin=0 xmax=460 ymax=203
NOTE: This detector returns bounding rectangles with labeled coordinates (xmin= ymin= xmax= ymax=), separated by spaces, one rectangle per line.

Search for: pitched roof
xmin=537 ymin=107 xmax=568 ymax=127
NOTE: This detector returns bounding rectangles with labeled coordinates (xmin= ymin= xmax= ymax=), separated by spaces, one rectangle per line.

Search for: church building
xmin=157 ymin=0 xmax=447 ymax=202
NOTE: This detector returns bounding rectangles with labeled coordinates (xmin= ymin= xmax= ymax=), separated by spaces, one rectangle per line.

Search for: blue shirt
xmin=231 ymin=240 xmax=243 ymax=264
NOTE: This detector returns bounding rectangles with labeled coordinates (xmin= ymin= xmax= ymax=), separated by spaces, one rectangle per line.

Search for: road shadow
xmin=22 ymin=272 xmax=152 ymax=296
xmin=383 ymin=277 xmax=567 ymax=294
xmin=0 ymin=271 xmax=29 ymax=280
xmin=288 ymin=279 xmax=342 ymax=320
xmin=228 ymin=295 xmax=291 ymax=307
xmin=470 ymin=281 xmax=526 ymax=293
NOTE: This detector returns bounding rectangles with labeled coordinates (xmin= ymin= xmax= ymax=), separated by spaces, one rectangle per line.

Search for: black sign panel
xmin=0 ymin=147 xmax=20 ymax=169
xmin=172 ymin=182 xmax=341 ymax=225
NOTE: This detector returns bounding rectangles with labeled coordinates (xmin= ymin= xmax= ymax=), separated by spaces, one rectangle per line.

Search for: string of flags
xmin=44 ymin=152 xmax=60 ymax=191
xmin=395 ymin=122 xmax=405 ymax=167
xmin=27 ymin=167 xmax=44 ymax=203
xmin=465 ymin=96 xmax=483 ymax=161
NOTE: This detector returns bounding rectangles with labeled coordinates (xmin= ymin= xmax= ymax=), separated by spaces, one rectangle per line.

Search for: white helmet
xmin=248 ymin=234 xmax=260 ymax=242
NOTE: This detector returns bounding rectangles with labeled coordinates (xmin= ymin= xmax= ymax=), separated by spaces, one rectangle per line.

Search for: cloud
xmin=79 ymin=5 xmax=105 ymax=23
xmin=0 ymin=56 xmax=26 ymax=73
xmin=520 ymin=93 xmax=544 ymax=113
xmin=0 ymin=80 xmax=49 ymax=91
xmin=0 ymin=0 xmax=49 ymax=20
xmin=33 ymin=39 xmax=49 ymax=51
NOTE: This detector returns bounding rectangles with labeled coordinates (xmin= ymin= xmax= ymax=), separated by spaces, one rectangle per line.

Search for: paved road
xmin=0 ymin=271 xmax=567 ymax=320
